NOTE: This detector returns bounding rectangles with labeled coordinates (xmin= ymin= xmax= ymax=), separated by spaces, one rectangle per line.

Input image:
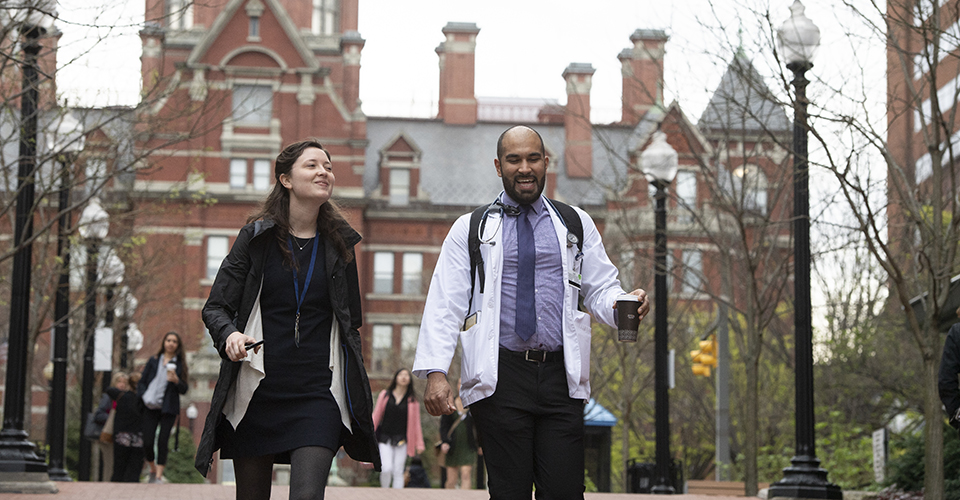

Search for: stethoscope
xmin=478 ymin=194 xmax=582 ymax=257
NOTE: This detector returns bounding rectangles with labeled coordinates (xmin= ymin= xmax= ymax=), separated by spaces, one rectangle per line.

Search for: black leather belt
xmin=501 ymin=347 xmax=563 ymax=363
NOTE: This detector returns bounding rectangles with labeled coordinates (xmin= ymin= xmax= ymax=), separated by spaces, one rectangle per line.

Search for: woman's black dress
xmin=221 ymin=236 xmax=342 ymax=459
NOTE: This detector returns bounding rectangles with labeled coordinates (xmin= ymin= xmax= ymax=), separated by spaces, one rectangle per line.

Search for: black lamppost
xmin=76 ymin=198 xmax=109 ymax=481
xmin=640 ymin=129 xmax=678 ymax=495
xmin=0 ymin=3 xmax=57 ymax=493
xmin=768 ymin=2 xmax=841 ymax=499
xmin=45 ymin=112 xmax=85 ymax=482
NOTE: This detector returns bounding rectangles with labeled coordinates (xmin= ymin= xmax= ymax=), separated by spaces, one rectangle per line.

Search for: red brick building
xmin=3 ymin=0 xmax=793 ymax=484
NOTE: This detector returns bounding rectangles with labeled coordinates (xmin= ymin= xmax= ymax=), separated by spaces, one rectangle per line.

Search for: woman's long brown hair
xmin=247 ymin=139 xmax=353 ymax=265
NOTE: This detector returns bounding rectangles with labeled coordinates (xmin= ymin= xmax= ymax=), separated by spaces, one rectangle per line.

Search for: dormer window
xmin=249 ymin=17 xmax=260 ymax=39
xmin=245 ymin=0 xmax=264 ymax=41
xmin=312 ymin=0 xmax=339 ymax=36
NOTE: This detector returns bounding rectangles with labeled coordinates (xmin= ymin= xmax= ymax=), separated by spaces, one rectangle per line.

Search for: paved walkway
xmin=1 ymin=482 xmax=748 ymax=500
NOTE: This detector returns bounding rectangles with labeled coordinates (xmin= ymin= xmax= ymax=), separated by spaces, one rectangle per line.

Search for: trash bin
xmin=626 ymin=460 xmax=655 ymax=493
xmin=625 ymin=459 xmax=683 ymax=493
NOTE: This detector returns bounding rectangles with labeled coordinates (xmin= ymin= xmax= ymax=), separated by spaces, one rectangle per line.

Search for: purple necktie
xmin=515 ymin=205 xmax=537 ymax=341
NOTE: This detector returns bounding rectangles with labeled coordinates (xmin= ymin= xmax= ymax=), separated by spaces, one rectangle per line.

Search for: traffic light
xmin=690 ymin=334 xmax=718 ymax=377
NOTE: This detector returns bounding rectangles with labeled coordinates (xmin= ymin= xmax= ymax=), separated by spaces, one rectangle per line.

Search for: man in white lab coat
xmin=413 ymin=125 xmax=649 ymax=499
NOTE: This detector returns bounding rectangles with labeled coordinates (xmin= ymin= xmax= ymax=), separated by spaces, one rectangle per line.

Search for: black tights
xmin=234 ymin=447 xmax=336 ymax=500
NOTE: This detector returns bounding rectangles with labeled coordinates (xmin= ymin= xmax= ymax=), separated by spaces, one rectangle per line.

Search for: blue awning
xmin=584 ymin=398 xmax=617 ymax=427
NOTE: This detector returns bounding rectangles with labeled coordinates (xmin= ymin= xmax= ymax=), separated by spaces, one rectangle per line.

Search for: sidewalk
xmin=1 ymin=482 xmax=748 ymax=500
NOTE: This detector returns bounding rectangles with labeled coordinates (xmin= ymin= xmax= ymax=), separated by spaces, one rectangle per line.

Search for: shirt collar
xmin=501 ymin=192 xmax=545 ymax=215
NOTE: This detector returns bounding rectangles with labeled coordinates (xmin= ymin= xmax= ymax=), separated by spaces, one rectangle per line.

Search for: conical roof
xmin=697 ymin=54 xmax=790 ymax=135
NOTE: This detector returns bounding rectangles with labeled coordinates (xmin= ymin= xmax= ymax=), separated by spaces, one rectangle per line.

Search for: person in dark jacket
xmin=137 ymin=331 xmax=188 ymax=483
xmin=107 ymin=372 xmax=144 ymax=482
xmin=939 ymin=321 xmax=960 ymax=437
xmin=197 ymin=139 xmax=380 ymax=500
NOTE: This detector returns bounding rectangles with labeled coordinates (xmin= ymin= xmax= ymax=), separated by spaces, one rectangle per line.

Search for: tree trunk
xmin=924 ymin=349 xmax=944 ymax=500
xmin=744 ymin=349 xmax=759 ymax=496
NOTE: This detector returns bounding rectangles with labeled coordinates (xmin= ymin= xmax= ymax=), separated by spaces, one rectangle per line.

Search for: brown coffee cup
xmin=616 ymin=294 xmax=641 ymax=342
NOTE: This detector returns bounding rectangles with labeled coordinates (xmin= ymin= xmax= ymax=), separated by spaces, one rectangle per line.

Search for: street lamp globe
xmin=101 ymin=249 xmax=125 ymax=287
xmin=777 ymin=0 xmax=820 ymax=67
xmin=48 ymin=112 xmax=85 ymax=160
xmin=126 ymin=323 xmax=144 ymax=353
xmin=78 ymin=197 xmax=109 ymax=240
xmin=8 ymin=0 xmax=57 ymax=34
xmin=640 ymin=130 xmax=679 ymax=185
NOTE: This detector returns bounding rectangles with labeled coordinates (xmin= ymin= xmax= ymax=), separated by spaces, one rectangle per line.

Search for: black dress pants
xmin=470 ymin=349 xmax=585 ymax=500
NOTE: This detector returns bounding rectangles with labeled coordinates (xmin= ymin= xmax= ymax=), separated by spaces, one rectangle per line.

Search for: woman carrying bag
xmin=138 ymin=331 xmax=189 ymax=483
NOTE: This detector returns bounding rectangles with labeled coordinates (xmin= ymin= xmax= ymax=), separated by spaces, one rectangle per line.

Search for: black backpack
xmin=466 ymin=199 xmax=584 ymax=305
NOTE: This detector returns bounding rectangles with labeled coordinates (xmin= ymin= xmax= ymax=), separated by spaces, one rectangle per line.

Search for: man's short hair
xmin=497 ymin=125 xmax=546 ymax=161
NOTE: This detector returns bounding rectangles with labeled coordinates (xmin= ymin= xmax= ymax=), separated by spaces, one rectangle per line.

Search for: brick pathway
xmin=0 ymin=482 xmax=747 ymax=500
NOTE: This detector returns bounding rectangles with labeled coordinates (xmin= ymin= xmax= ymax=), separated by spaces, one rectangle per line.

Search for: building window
xmin=676 ymin=170 xmax=697 ymax=210
xmin=207 ymin=236 xmax=229 ymax=280
xmin=230 ymin=159 xmax=247 ymax=189
xmin=232 ymin=85 xmax=273 ymax=126
xmin=389 ymin=169 xmax=410 ymax=206
xmin=721 ymin=164 xmax=768 ymax=214
xmin=371 ymin=325 xmax=393 ymax=374
xmin=401 ymin=325 xmax=419 ymax=364
xmin=681 ymin=249 xmax=703 ymax=295
xmin=249 ymin=16 xmax=260 ymax=39
xmin=373 ymin=252 xmax=394 ymax=294
xmin=253 ymin=160 xmax=271 ymax=191
xmin=401 ymin=253 xmax=423 ymax=295
xmin=312 ymin=0 xmax=339 ymax=36
xmin=167 ymin=0 xmax=193 ymax=30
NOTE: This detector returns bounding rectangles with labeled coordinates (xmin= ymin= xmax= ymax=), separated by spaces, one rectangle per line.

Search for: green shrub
xmin=884 ymin=420 xmax=960 ymax=498
xmin=162 ymin=426 xmax=205 ymax=484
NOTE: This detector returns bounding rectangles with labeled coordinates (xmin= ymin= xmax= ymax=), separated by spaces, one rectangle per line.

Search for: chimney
xmin=562 ymin=63 xmax=595 ymax=179
xmin=436 ymin=22 xmax=480 ymax=125
xmin=618 ymin=29 xmax=668 ymax=126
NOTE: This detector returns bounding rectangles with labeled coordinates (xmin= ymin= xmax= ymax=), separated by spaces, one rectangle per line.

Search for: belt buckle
xmin=524 ymin=350 xmax=546 ymax=363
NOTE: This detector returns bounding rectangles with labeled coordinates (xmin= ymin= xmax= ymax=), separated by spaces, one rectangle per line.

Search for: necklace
xmin=292 ymin=234 xmax=315 ymax=251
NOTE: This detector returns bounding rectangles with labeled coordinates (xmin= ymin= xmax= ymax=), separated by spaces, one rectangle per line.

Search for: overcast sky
xmin=54 ymin=0 xmax=873 ymax=125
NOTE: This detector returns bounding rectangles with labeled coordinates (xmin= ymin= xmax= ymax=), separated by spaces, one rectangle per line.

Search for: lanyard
xmin=287 ymin=235 xmax=319 ymax=347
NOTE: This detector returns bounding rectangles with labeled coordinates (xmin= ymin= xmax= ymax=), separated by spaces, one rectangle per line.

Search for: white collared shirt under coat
xmin=413 ymin=196 xmax=626 ymax=406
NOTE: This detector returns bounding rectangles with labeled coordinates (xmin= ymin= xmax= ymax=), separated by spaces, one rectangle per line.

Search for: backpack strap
xmin=547 ymin=199 xmax=584 ymax=254
xmin=467 ymin=205 xmax=487 ymax=308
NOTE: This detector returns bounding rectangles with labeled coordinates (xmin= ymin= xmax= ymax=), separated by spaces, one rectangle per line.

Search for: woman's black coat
xmin=195 ymin=219 xmax=381 ymax=476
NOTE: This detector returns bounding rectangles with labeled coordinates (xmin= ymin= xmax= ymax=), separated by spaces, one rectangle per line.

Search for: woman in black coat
xmin=137 ymin=331 xmax=188 ymax=483
xmin=197 ymin=140 xmax=380 ymax=500
xmin=108 ymin=372 xmax=144 ymax=482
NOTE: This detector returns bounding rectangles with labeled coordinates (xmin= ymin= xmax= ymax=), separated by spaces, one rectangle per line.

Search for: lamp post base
xmin=768 ymin=455 xmax=842 ymax=500
xmin=47 ymin=466 xmax=72 ymax=482
xmin=651 ymin=484 xmax=676 ymax=494
xmin=0 ymin=430 xmax=57 ymax=493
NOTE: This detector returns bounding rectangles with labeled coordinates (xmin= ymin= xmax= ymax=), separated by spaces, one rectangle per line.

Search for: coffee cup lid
xmin=617 ymin=294 xmax=639 ymax=302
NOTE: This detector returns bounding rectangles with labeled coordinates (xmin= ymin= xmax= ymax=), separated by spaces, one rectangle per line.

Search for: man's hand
xmin=424 ymin=372 xmax=455 ymax=416
xmin=627 ymin=288 xmax=650 ymax=322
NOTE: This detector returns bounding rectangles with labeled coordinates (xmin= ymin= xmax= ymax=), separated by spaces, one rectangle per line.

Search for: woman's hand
xmin=166 ymin=369 xmax=179 ymax=384
xmin=225 ymin=331 xmax=259 ymax=361
xmin=440 ymin=443 xmax=450 ymax=454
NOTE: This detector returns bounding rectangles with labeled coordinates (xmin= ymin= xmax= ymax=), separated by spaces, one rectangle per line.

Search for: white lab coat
xmin=413 ymin=197 xmax=626 ymax=406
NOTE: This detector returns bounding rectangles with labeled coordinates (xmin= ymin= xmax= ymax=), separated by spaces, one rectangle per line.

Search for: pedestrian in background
xmin=197 ymin=139 xmax=380 ymax=500
xmin=138 ymin=331 xmax=188 ymax=483
xmin=373 ymin=368 xmax=425 ymax=488
xmin=939 ymin=318 xmax=960 ymax=438
xmin=439 ymin=379 xmax=478 ymax=489
xmin=107 ymin=372 xmax=145 ymax=482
